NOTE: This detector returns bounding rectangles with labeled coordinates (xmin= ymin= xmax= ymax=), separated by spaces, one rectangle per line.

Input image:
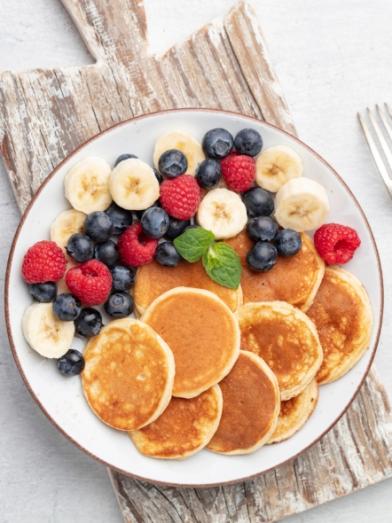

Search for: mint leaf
xmin=174 ymin=227 xmax=215 ymax=263
xmin=202 ymin=242 xmax=242 ymax=289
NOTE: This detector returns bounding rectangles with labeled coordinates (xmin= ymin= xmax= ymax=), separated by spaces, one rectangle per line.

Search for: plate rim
xmin=4 ymin=107 xmax=384 ymax=488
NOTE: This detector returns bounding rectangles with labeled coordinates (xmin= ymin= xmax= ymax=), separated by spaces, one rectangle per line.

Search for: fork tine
xmin=366 ymin=107 xmax=392 ymax=171
xmin=376 ymin=104 xmax=392 ymax=144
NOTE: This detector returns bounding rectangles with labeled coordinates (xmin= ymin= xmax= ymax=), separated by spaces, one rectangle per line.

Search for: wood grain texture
xmin=0 ymin=1 xmax=391 ymax=521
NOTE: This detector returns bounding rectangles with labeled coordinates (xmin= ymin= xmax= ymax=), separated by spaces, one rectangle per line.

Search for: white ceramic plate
xmin=5 ymin=109 xmax=383 ymax=487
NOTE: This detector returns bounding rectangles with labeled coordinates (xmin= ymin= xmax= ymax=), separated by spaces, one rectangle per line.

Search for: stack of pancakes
xmin=81 ymin=232 xmax=372 ymax=459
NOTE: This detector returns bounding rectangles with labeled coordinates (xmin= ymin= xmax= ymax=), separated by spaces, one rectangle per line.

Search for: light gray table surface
xmin=0 ymin=1 xmax=391 ymax=521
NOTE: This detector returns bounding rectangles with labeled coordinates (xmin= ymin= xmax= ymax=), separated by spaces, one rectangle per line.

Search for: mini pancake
xmin=207 ymin=351 xmax=280 ymax=454
xmin=134 ymin=259 xmax=242 ymax=315
xmin=131 ymin=385 xmax=223 ymax=459
xmin=269 ymin=379 xmax=318 ymax=443
xmin=239 ymin=301 xmax=323 ymax=400
xmin=142 ymin=287 xmax=240 ymax=398
xmin=227 ymin=231 xmax=324 ymax=311
xmin=82 ymin=318 xmax=175 ymax=431
xmin=307 ymin=267 xmax=372 ymax=384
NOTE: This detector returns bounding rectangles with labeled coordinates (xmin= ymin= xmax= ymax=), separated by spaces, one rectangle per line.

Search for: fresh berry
xmin=221 ymin=154 xmax=256 ymax=192
xmin=154 ymin=168 xmax=163 ymax=184
xmin=141 ymin=206 xmax=170 ymax=239
xmin=247 ymin=216 xmax=278 ymax=242
xmin=275 ymin=229 xmax=302 ymax=257
xmin=57 ymin=349 xmax=85 ymax=376
xmin=247 ymin=241 xmax=278 ymax=272
xmin=53 ymin=293 xmax=81 ymax=321
xmin=196 ymin=159 xmax=221 ymax=188
xmin=85 ymin=211 xmax=113 ymax=242
xmin=234 ymin=128 xmax=263 ymax=157
xmin=75 ymin=308 xmax=103 ymax=337
xmin=243 ymin=187 xmax=274 ymax=217
xmin=202 ymin=128 xmax=233 ymax=159
xmin=165 ymin=217 xmax=190 ymax=239
xmin=118 ymin=223 xmax=157 ymax=267
xmin=28 ymin=282 xmax=57 ymax=303
xmin=114 ymin=153 xmax=137 ymax=167
xmin=155 ymin=241 xmax=181 ymax=267
xmin=314 ymin=223 xmax=361 ymax=265
xmin=22 ymin=241 xmax=66 ymax=284
xmin=65 ymin=260 xmax=112 ymax=306
xmin=66 ymin=233 xmax=94 ymax=263
xmin=95 ymin=240 xmax=119 ymax=267
xmin=111 ymin=265 xmax=136 ymax=292
xmin=105 ymin=203 xmax=133 ymax=236
xmin=160 ymin=175 xmax=201 ymax=220
xmin=104 ymin=292 xmax=134 ymax=318
xmin=158 ymin=149 xmax=188 ymax=178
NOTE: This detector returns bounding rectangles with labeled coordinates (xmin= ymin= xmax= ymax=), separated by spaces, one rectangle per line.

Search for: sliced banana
xmin=109 ymin=158 xmax=159 ymax=211
xmin=275 ymin=177 xmax=330 ymax=232
xmin=153 ymin=131 xmax=205 ymax=175
xmin=256 ymin=145 xmax=303 ymax=192
xmin=197 ymin=188 xmax=247 ymax=239
xmin=64 ymin=157 xmax=112 ymax=213
xmin=22 ymin=303 xmax=75 ymax=359
xmin=50 ymin=209 xmax=86 ymax=250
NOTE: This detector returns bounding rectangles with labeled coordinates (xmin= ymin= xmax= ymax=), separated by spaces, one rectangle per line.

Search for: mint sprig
xmin=174 ymin=227 xmax=214 ymax=262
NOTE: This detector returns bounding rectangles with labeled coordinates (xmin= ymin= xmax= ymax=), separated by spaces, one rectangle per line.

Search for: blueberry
xmin=275 ymin=229 xmax=302 ymax=257
xmin=75 ymin=308 xmax=103 ymax=337
xmin=154 ymin=168 xmax=163 ymax=184
xmin=111 ymin=265 xmax=136 ymax=291
xmin=28 ymin=282 xmax=57 ymax=303
xmin=66 ymin=233 xmax=94 ymax=262
xmin=104 ymin=292 xmax=134 ymax=318
xmin=247 ymin=216 xmax=278 ymax=242
xmin=234 ymin=128 xmax=263 ymax=156
xmin=196 ymin=159 xmax=221 ymax=188
xmin=155 ymin=241 xmax=181 ymax=267
xmin=114 ymin=153 xmax=137 ymax=167
xmin=105 ymin=203 xmax=133 ymax=235
xmin=57 ymin=349 xmax=85 ymax=376
xmin=165 ymin=217 xmax=190 ymax=239
xmin=202 ymin=128 xmax=234 ymax=159
xmin=243 ymin=187 xmax=274 ymax=217
xmin=53 ymin=293 xmax=81 ymax=321
xmin=247 ymin=242 xmax=278 ymax=272
xmin=141 ymin=206 xmax=170 ymax=239
xmin=158 ymin=149 xmax=188 ymax=178
xmin=95 ymin=240 xmax=119 ymax=267
xmin=85 ymin=211 xmax=113 ymax=242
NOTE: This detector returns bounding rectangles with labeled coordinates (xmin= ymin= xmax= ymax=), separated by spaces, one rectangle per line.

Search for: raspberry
xmin=160 ymin=175 xmax=201 ymax=220
xmin=118 ymin=223 xmax=157 ymax=267
xmin=221 ymin=154 xmax=255 ymax=192
xmin=22 ymin=240 xmax=66 ymax=284
xmin=65 ymin=260 xmax=112 ymax=306
xmin=314 ymin=223 xmax=361 ymax=265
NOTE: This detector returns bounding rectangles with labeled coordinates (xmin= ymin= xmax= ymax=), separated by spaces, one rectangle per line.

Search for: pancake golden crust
xmin=239 ymin=301 xmax=323 ymax=400
xmin=134 ymin=259 xmax=242 ymax=315
xmin=208 ymin=351 xmax=280 ymax=454
xmin=131 ymin=385 xmax=223 ymax=459
xmin=82 ymin=318 xmax=175 ymax=431
xmin=269 ymin=379 xmax=318 ymax=443
xmin=307 ymin=267 xmax=372 ymax=384
xmin=227 ymin=232 xmax=324 ymax=311
xmin=142 ymin=287 xmax=240 ymax=398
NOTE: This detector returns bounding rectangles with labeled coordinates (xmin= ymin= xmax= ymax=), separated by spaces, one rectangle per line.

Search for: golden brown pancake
xmin=307 ymin=267 xmax=372 ymax=384
xmin=269 ymin=379 xmax=318 ymax=443
xmin=239 ymin=301 xmax=323 ymax=400
xmin=131 ymin=385 xmax=223 ymax=459
xmin=134 ymin=259 xmax=242 ymax=315
xmin=208 ymin=351 xmax=280 ymax=454
xmin=227 ymin=231 xmax=324 ymax=311
xmin=82 ymin=318 xmax=175 ymax=431
xmin=142 ymin=287 xmax=240 ymax=398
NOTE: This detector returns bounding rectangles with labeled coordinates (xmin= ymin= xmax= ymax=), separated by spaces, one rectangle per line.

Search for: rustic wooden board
xmin=0 ymin=1 xmax=391 ymax=521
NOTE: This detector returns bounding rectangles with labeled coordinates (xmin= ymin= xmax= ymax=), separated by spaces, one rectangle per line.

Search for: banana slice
xmin=110 ymin=158 xmax=159 ymax=211
xmin=64 ymin=157 xmax=112 ymax=213
xmin=153 ymin=131 xmax=205 ymax=175
xmin=50 ymin=209 xmax=86 ymax=250
xmin=275 ymin=177 xmax=330 ymax=232
xmin=197 ymin=188 xmax=247 ymax=239
xmin=22 ymin=303 xmax=75 ymax=358
xmin=256 ymin=145 xmax=303 ymax=192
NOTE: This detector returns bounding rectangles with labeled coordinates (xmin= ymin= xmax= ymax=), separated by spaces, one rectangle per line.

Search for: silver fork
xmin=358 ymin=103 xmax=392 ymax=195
